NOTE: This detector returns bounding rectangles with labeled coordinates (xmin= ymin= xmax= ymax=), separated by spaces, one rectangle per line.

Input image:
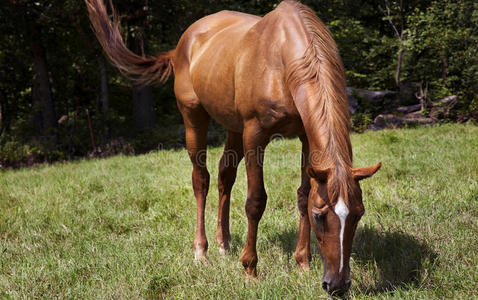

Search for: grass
xmin=1 ymin=123 xmax=477 ymax=299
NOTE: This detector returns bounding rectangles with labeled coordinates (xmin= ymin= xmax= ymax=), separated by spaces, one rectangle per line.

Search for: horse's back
xmin=173 ymin=10 xmax=260 ymax=131
xmin=173 ymin=3 xmax=308 ymax=135
xmin=173 ymin=10 xmax=260 ymax=77
xmin=189 ymin=11 xmax=260 ymax=60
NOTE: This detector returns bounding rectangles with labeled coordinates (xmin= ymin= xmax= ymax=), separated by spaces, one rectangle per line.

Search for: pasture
xmin=1 ymin=124 xmax=477 ymax=299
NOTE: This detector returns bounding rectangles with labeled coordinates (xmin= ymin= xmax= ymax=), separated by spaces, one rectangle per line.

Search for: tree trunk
xmin=126 ymin=0 xmax=155 ymax=130
xmin=128 ymin=40 xmax=155 ymax=130
xmin=29 ymin=23 xmax=56 ymax=140
xmin=132 ymin=85 xmax=155 ymax=129
xmin=0 ymin=91 xmax=4 ymax=134
xmin=441 ymin=55 xmax=448 ymax=81
xmin=97 ymin=55 xmax=111 ymax=141
xmin=98 ymin=55 xmax=109 ymax=113
xmin=395 ymin=47 xmax=404 ymax=88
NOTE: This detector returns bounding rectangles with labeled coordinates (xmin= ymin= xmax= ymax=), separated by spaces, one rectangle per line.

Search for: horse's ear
xmin=352 ymin=162 xmax=382 ymax=181
xmin=306 ymin=166 xmax=329 ymax=183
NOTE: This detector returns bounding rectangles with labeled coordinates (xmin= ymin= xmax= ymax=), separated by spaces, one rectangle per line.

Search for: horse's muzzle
xmin=322 ymin=278 xmax=351 ymax=296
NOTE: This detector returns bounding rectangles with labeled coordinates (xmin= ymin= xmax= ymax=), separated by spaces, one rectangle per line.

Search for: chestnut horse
xmin=86 ymin=0 xmax=381 ymax=295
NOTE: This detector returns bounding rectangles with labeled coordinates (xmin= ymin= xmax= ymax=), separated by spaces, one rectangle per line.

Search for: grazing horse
xmin=86 ymin=0 xmax=381 ymax=295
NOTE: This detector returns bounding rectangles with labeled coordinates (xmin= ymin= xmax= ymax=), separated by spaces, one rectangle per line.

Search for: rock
xmin=403 ymin=115 xmax=435 ymax=125
xmin=346 ymin=87 xmax=358 ymax=114
xmin=396 ymin=104 xmax=422 ymax=113
xmin=371 ymin=114 xmax=404 ymax=129
xmin=429 ymin=95 xmax=458 ymax=119
xmin=435 ymin=95 xmax=457 ymax=106
xmin=347 ymin=87 xmax=397 ymax=105
xmin=370 ymin=113 xmax=435 ymax=130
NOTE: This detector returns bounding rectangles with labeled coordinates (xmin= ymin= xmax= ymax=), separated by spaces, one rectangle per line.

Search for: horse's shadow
xmin=266 ymin=224 xmax=436 ymax=295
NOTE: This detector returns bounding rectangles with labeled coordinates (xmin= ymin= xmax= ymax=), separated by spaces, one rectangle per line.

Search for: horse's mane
xmin=285 ymin=1 xmax=353 ymax=202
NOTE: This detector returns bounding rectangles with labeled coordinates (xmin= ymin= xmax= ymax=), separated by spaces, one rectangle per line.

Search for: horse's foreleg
xmin=294 ymin=135 xmax=311 ymax=270
xmin=216 ymin=131 xmax=244 ymax=256
xmin=182 ymin=106 xmax=211 ymax=262
xmin=240 ymin=122 xmax=269 ymax=277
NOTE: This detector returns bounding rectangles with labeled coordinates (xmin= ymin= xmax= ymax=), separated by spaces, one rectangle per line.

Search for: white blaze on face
xmin=334 ymin=196 xmax=349 ymax=273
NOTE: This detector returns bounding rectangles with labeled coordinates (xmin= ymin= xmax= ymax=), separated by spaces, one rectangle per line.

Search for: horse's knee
xmin=245 ymin=190 xmax=267 ymax=220
xmin=192 ymin=167 xmax=209 ymax=183
xmin=192 ymin=167 xmax=210 ymax=196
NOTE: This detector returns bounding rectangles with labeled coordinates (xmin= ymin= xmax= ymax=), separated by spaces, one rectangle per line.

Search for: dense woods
xmin=1 ymin=0 xmax=477 ymax=167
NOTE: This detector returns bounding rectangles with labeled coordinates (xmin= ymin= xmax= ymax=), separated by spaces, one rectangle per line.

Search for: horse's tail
xmin=85 ymin=0 xmax=173 ymax=86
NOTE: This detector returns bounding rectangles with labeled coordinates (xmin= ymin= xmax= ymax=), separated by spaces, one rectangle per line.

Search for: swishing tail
xmin=85 ymin=0 xmax=173 ymax=86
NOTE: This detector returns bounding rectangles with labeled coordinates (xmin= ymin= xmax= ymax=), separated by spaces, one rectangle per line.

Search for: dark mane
xmin=285 ymin=1 xmax=353 ymax=202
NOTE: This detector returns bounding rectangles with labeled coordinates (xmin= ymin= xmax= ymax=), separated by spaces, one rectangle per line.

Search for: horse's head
xmin=306 ymin=162 xmax=381 ymax=295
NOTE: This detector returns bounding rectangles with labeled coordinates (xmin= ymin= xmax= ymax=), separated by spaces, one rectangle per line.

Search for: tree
xmin=6 ymin=1 xmax=59 ymax=140
xmin=405 ymin=0 xmax=478 ymax=110
xmin=29 ymin=20 xmax=57 ymax=140
xmin=379 ymin=0 xmax=406 ymax=89
xmin=121 ymin=0 xmax=156 ymax=130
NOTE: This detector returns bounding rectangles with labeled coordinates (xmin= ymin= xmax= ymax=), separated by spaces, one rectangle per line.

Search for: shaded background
xmin=1 ymin=0 xmax=477 ymax=167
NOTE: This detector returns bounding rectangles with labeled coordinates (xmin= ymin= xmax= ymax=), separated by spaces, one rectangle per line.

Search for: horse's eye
xmin=312 ymin=210 xmax=326 ymax=223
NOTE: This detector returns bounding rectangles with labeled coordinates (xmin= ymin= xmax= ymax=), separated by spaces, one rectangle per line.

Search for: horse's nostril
xmin=322 ymin=281 xmax=328 ymax=291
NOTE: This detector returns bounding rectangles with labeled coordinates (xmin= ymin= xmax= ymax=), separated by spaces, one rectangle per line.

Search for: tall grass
xmin=1 ymin=124 xmax=477 ymax=298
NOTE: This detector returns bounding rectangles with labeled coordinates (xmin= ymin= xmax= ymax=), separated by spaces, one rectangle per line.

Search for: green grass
xmin=1 ymin=124 xmax=477 ymax=299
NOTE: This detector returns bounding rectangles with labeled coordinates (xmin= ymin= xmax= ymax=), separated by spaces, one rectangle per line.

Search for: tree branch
xmin=379 ymin=0 xmax=402 ymax=40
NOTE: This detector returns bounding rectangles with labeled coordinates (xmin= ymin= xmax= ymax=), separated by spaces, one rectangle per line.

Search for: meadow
xmin=0 ymin=124 xmax=477 ymax=299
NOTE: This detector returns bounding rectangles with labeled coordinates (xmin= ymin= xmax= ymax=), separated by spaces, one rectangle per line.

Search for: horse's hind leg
xmin=180 ymin=104 xmax=211 ymax=261
xmin=216 ymin=131 xmax=244 ymax=256
xmin=294 ymin=135 xmax=311 ymax=270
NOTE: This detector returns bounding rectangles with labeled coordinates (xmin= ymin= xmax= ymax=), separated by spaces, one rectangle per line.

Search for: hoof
xmin=298 ymin=263 xmax=310 ymax=272
xmin=243 ymin=266 xmax=257 ymax=278
xmin=240 ymin=251 xmax=258 ymax=278
xmin=244 ymin=271 xmax=258 ymax=281
xmin=217 ymin=242 xmax=230 ymax=256
xmin=194 ymin=248 xmax=208 ymax=264
xmin=218 ymin=246 xmax=227 ymax=256
xmin=215 ymin=235 xmax=230 ymax=257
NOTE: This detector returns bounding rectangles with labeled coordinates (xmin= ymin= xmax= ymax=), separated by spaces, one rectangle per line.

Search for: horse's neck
xmin=308 ymin=128 xmax=352 ymax=171
xmin=293 ymin=82 xmax=352 ymax=169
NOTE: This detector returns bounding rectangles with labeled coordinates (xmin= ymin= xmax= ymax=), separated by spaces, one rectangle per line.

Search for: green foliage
xmin=328 ymin=18 xmax=397 ymax=90
xmin=351 ymin=113 xmax=373 ymax=132
xmin=404 ymin=0 xmax=478 ymax=113
xmin=0 ymin=133 xmax=65 ymax=167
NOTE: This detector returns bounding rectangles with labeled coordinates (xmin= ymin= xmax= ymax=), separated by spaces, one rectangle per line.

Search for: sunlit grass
xmin=1 ymin=123 xmax=477 ymax=298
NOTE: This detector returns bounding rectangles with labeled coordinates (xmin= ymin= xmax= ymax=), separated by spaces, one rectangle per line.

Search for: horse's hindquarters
xmin=173 ymin=11 xmax=260 ymax=133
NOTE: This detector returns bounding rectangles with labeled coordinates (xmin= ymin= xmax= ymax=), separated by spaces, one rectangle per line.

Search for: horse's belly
xmin=201 ymin=96 xmax=244 ymax=132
